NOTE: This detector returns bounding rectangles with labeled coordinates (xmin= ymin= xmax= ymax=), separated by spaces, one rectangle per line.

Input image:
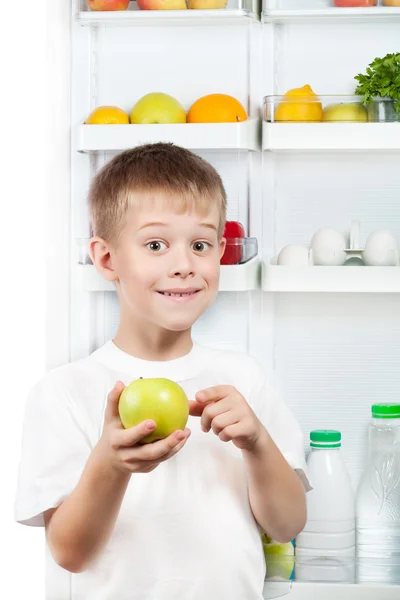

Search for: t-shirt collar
xmin=92 ymin=339 xmax=211 ymax=382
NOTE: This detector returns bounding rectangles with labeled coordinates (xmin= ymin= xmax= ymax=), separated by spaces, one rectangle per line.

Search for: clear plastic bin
xmin=263 ymin=554 xmax=400 ymax=585
xmin=221 ymin=237 xmax=258 ymax=265
xmin=78 ymin=0 xmax=259 ymax=13
xmin=263 ymin=0 xmax=383 ymax=9
xmin=264 ymin=95 xmax=399 ymax=123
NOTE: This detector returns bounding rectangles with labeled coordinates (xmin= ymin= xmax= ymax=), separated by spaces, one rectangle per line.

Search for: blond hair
xmin=89 ymin=143 xmax=227 ymax=244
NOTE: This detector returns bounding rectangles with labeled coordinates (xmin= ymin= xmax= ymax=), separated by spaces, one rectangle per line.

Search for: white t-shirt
xmin=15 ymin=341 xmax=309 ymax=600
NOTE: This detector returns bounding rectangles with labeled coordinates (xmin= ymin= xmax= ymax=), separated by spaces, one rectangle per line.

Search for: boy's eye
xmin=147 ymin=241 xmax=167 ymax=252
xmin=192 ymin=241 xmax=211 ymax=252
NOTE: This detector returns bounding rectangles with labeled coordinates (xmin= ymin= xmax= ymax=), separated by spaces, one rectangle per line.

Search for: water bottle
xmin=295 ymin=430 xmax=355 ymax=583
xmin=356 ymin=403 xmax=400 ymax=585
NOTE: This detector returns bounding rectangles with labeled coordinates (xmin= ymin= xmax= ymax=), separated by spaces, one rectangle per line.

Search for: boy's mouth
xmin=157 ymin=289 xmax=201 ymax=298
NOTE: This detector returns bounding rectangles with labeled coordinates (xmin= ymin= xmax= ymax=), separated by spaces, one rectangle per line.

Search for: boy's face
xmin=92 ymin=199 xmax=226 ymax=333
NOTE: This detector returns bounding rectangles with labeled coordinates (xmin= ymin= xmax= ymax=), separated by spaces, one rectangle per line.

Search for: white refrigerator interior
xmin=45 ymin=0 xmax=400 ymax=598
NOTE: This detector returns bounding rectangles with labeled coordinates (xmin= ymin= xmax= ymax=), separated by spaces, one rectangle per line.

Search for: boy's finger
xmin=134 ymin=428 xmax=191 ymax=461
xmin=118 ymin=419 xmax=158 ymax=447
xmin=188 ymin=400 xmax=204 ymax=417
xmin=195 ymin=385 xmax=231 ymax=405
xmin=104 ymin=381 xmax=126 ymax=423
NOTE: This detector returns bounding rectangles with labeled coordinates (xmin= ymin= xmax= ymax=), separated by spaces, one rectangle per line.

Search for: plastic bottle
xmin=356 ymin=404 xmax=400 ymax=585
xmin=295 ymin=430 xmax=355 ymax=583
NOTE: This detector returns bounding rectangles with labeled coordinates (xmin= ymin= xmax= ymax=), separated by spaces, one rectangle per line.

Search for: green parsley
xmin=354 ymin=53 xmax=400 ymax=114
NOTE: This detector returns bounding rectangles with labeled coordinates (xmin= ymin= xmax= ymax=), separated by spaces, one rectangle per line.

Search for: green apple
xmin=322 ymin=103 xmax=367 ymax=122
xmin=262 ymin=533 xmax=295 ymax=580
xmin=130 ymin=93 xmax=186 ymax=124
xmin=118 ymin=377 xmax=189 ymax=444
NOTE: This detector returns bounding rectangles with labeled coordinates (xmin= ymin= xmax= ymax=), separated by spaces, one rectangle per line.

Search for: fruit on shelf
xmin=262 ymin=534 xmax=295 ymax=581
xmin=333 ymin=0 xmax=377 ymax=6
xmin=87 ymin=0 xmax=130 ymax=10
xmin=130 ymin=93 xmax=186 ymax=124
xmin=221 ymin=221 xmax=245 ymax=265
xmin=137 ymin=0 xmax=187 ymax=9
xmin=383 ymin=0 xmax=400 ymax=5
xmin=85 ymin=106 xmax=130 ymax=124
xmin=187 ymin=94 xmax=247 ymax=123
xmin=188 ymin=0 xmax=227 ymax=7
xmin=322 ymin=102 xmax=368 ymax=122
xmin=274 ymin=85 xmax=323 ymax=123
xmin=119 ymin=378 xmax=189 ymax=445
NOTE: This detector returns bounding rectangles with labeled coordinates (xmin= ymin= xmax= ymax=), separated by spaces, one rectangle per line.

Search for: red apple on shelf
xmin=87 ymin=0 xmax=130 ymax=10
xmin=221 ymin=221 xmax=245 ymax=265
xmin=136 ymin=0 xmax=187 ymax=9
xmin=333 ymin=0 xmax=377 ymax=6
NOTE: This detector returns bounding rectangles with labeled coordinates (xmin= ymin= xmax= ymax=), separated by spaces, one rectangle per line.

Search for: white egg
xmin=310 ymin=228 xmax=347 ymax=266
xmin=363 ymin=229 xmax=399 ymax=266
xmin=277 ymin=244 xmax=310 ymax=266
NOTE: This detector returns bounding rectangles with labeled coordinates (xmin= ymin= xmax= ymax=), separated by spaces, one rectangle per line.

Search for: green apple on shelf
xmin=322 ymin=103 xmax=367 ymax=122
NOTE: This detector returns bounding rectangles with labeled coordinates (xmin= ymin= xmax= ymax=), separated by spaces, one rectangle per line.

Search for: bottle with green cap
xmin=295 ymin=429 xmax=355 ymax=583
xmin=356 ymin=404 xmax=400 ymax=585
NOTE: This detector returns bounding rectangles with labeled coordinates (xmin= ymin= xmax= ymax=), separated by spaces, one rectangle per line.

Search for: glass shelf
xmin=76 ymin=0 xmax=259 ymax=25
xmin=264 ymin=95 xmax=399 ymax=124
xmin=262 ymin=1 xmax=400 ymax=23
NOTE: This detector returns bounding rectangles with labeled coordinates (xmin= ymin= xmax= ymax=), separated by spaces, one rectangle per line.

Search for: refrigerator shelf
xmin=262 ymin=265 xmax=400 ymax=293
xmin=76 ymin=257 xmax=261 ymax=292
xmin=262 ymin=122 xmax=400 ymax=152
xmin=77 ymin=8 xmax=258 ymax=26
xmin=263 ymin=581 xmax=399 ymax=600
xmin=262 ymin=7 xmax=400 ymax=24
xmin=77 ymin=118 xmax=260 ymax=152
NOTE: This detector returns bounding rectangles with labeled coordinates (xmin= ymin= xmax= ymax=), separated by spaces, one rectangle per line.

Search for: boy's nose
xmin=168 ymin=250 xmax=195 ymax=278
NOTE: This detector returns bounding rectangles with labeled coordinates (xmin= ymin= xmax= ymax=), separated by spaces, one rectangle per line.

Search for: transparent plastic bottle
xmin=356 ymin=404 xmax=400 ymax=584
xmin=295 ymin=430 xmax=355 ymax=583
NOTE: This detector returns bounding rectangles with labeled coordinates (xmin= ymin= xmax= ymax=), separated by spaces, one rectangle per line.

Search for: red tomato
xmin=221 ymin=221 xmax=245 ymax=265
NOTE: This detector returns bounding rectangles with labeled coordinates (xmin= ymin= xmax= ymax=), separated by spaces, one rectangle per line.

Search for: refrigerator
xmin=45 ymin=0 xmax=400 ymax=597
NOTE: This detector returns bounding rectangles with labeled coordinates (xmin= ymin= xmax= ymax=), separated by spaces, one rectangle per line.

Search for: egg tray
xmin=275 ymin=221 xmax=400 ymax=267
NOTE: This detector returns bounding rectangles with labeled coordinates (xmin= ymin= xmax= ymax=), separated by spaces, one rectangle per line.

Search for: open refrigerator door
xmin=46 ymin=0 xmax=400 ymax=598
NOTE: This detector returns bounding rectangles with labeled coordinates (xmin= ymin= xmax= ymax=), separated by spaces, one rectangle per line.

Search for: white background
xmin=2 ymin=2 xmax=47 ymax=597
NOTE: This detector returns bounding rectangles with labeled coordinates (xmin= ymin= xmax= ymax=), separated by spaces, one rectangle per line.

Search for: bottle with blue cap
xmin=356 ymin=404 xmax=400 ymax=585
xmin=295 ymin=430 xmax=355 ymax=583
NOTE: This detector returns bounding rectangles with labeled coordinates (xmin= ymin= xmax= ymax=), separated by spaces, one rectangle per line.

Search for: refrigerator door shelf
xmin=263 ymin=581 xmax=400 ymax=600
xmin=75 ymin=257 xmax=261 ymax=292
xmin=262 ymin=264 xmax=400 ymax=293
xmin=262 ymin=122 xmax=400 ymax=152
xmin=77 ymin=8 xmax=259 ymax=26
xmin=77 ymin=119 xmax=260 ymax=152
xmin=262 ymin=6 xmax=400 ymax=24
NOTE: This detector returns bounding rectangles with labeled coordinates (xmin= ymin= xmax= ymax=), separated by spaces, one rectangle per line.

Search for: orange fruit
xmin=187 ymin=94 xmax=247 ymax=123
xmin=274 ymin=85 xmax=322 ymax=122
xmin=85 ymin=106 xmax=129 ymax=124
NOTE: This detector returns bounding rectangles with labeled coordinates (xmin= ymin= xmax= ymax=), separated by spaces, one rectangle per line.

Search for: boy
xmin=15 ymin=143 xmax=309 ymax=600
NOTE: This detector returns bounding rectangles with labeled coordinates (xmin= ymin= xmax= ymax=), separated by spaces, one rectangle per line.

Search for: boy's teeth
xmin=162 ymin=292 xmax=194 ymax=297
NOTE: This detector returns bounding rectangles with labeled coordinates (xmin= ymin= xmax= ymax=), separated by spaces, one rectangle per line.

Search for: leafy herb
xmin=354 ymin=53 xmax=400 ymax=114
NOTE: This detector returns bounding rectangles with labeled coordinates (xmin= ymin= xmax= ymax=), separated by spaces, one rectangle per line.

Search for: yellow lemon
xmin=274 ymin=84 xmax=322 ymax=122
xmin=85 ymin=106 xmax=129 ymax=124
xmin=262 ymin=534 xmax=295 ymax=580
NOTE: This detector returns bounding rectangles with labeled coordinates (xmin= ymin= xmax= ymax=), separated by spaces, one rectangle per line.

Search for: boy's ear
xmin=219 ymin=237 xmax=227 ymax=259
xmin=89 ymin=236 xmax=119 ymax=282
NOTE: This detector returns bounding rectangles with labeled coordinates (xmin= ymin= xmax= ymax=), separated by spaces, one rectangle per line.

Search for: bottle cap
xmin=372 ymin=404 xmax=400 ymax=419
xmin=310 ymin=430 xmax=341 ymax=448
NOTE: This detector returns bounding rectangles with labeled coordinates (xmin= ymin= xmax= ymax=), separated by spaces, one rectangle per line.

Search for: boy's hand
xmin=189 ymin=385 xmax=265 ymax=451
xmin=97 ymin=381 xmax=191 ymax=475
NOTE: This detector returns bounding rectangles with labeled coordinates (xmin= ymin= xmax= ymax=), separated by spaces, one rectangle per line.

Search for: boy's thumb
xmin=104 ymin=381 xmax=125 ymax=423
